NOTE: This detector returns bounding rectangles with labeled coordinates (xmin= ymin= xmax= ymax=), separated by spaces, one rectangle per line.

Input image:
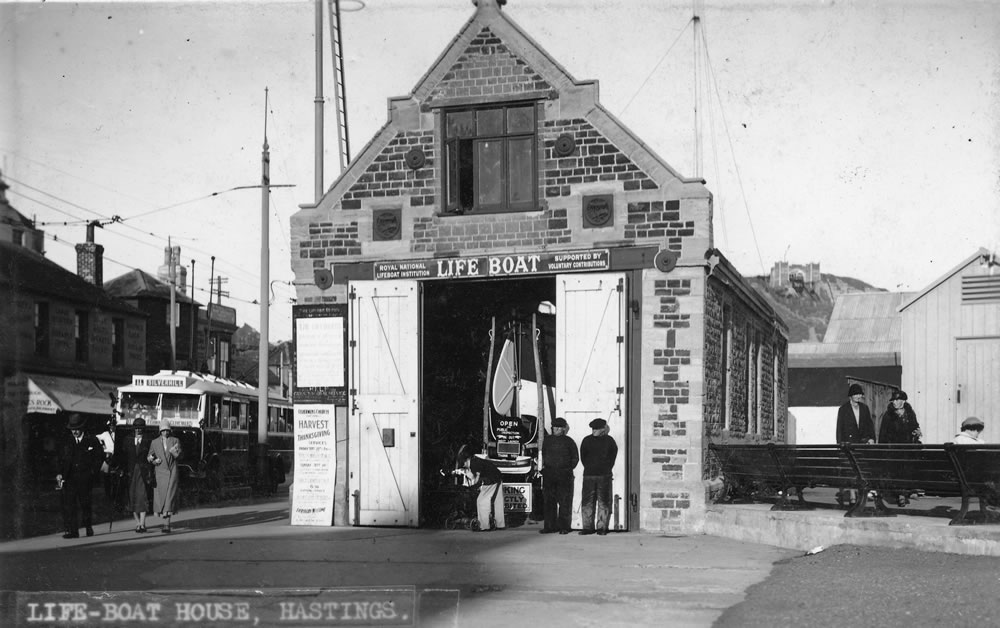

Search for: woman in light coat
xmin=148 ymin=419 xmax=182 ymax=533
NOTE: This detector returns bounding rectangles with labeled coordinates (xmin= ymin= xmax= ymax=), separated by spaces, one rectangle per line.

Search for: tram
xmin=113 ymin=371 xmax=293 ymax=497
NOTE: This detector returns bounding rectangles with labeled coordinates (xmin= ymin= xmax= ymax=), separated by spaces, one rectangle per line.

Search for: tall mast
xmin=314 ymin=0 xmax=325 ymax=203
xmin=693 ymin=0 xmax=703 ymax=179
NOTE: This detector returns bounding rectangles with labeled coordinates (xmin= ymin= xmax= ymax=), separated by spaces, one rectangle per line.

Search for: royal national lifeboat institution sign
xmin=373 ymin=249 xmax=610 ymax=281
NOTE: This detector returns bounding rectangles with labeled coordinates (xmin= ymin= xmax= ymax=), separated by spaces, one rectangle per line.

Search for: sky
xmin=2 ymin=0 xmax=999 ymax=342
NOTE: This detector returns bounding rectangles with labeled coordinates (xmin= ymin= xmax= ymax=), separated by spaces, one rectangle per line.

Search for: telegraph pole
xmin=168 ymin=236 xmax=177 ymax=371
xmin=258 ymin=88 xmax=271 ymax=448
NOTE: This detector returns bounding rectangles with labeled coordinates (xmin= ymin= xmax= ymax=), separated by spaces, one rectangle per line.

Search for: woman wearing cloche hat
xmin=147 ymin=419 xmax=182 ymax=532
xmin=116 ymin=418 xmax=153 ymax=532
xmin=836 ymin=383 xmax=876 ymax=445
xmin=878 ymin=390 xmax=922 ymax=445
xmin=877 ymin=390 xmax=922 ymax=506
xmin=953 ymin=416 xmax=985 ymax=444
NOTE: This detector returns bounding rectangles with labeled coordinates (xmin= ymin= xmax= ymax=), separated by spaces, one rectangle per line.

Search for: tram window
xmin=222 ymin=400 xmax=233 ymax=429
xmin=162 ymin=394 xmax=198 ymax=423
xmin=237 ymin=403 xmax=248 ymax=430
xmin=120 ymin=393 xmax=158 ymax=425
xmin=207 ymin=397 xmax=221 ymax=428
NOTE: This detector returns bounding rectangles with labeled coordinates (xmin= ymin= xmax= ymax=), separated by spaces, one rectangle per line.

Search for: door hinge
xmin=616 ymin=335 xmax=624 ymax=344
xmin=349 ymin=339 xmax=357 ymax=348
xmin=348 ymin=288 xmax=357 ymax=300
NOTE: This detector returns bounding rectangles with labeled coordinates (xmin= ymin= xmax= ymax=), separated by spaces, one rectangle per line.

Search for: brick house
xmin=0 ymin=183 xmax=148 ymax=538
xmin=289 ymin=0 xmax=787 ymax=533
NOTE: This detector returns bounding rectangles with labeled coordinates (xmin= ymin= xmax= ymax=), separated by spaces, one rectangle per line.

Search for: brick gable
xmin=427 ymin=27 xmax=552 ymax=104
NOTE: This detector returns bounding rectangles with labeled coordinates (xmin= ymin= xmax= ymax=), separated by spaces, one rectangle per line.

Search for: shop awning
xmin=24 ymin=375 xmax=120 ymax=415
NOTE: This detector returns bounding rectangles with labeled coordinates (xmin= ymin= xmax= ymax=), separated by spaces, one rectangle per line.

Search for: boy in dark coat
xmin=539 ymin=417 xmax=578 ymax=534
xmin=579 ymin=418 xmax=618 ymax=536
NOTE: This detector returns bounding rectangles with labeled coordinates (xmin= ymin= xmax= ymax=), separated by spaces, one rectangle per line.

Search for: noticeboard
xmin=292 ymin=304 xmax=347 ymax=405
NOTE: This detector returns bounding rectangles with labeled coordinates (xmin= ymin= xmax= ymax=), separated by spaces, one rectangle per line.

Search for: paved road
xmin=0 ymin=499 xmax=796 ymax=628
xmin=717 ymin=544 xmax=1000 ymax=628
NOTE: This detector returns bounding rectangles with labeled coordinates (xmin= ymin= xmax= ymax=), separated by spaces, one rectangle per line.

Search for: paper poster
xmin=291 ymin=405 xmax=337 ymax=526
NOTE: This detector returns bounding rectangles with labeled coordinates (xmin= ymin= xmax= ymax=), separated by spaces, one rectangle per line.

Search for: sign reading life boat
xmin=373 ymin=249 xmax=610 ymax=280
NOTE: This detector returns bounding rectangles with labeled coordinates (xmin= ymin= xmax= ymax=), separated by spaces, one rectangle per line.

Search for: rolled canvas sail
xmin=492 ymin=338 xmax=516 ymax=416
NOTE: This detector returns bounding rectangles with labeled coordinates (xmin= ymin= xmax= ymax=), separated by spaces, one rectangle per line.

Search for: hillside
xmin=748 ymin=274 xmax=885 ymax=343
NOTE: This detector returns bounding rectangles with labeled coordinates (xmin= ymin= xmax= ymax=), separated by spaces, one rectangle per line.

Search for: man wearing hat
xmin=954 ymin=417 xmax=986 ymax=444
xmin=579 ymin=417 xmax=618 ymax=536
xmin=836 ymin=383 xmax=876 ymax=445
xmin=539 ymin=417 xmax=579 ymax=534
xmin=56 ymin=413 xmax=105 ymax=538
xmin=148 ymin=419 xmax=182 ymax=533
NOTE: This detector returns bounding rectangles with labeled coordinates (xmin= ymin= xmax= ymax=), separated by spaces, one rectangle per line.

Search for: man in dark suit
xmin=57 ymin=413 xmax=105 ymax=538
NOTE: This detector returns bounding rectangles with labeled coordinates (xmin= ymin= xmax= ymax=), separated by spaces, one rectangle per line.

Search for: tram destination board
xmin=373 ymin=249 xmax=610 ymax=280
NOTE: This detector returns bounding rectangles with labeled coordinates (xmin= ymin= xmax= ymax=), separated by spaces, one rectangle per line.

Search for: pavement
xmin=0 ymin=497 xmax=796 ymax=628
xmin=2 ymin=490 xmax=999 ymax=627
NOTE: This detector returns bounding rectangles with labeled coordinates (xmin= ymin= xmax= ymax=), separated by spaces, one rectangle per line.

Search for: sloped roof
xmin=898 ymin=248 xmax=991 ymax=312
xmin=824 ymin=291 xmax=915 ymax=344
xmin=0 ymin=240 xmax=142 ymax=315
xmin=1 ymin=198 xmax=36 ymax=230
xmin=789 ymin=291 xmax=914 ymax=368
xmin=104 ymin=268 xmax=199 ymax=305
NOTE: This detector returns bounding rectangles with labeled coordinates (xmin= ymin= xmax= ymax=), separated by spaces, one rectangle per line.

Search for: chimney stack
xmin=157 ymin=245 xmax=188 ymax=292
xmin=75 ymin=220 xmax=104 ymax=287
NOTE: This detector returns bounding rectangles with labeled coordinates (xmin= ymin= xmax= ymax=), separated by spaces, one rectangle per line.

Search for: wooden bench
xmin=709 ymin=443 xmax=1000 ymax=525
xmin=709 ymin=443 xmax=853 ymax=511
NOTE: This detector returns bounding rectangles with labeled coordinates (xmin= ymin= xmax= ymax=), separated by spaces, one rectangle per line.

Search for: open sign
xmin=503 ymin=483 xmax=532 ymax=513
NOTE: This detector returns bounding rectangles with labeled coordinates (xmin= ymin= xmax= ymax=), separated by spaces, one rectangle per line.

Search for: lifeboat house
xmin=289 ymin=0 xmax=787 ymax=534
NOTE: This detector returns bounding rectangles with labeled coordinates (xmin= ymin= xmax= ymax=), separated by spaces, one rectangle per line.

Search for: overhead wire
xmin=619 ymin=17 xmax=694 ymax=118
xmin=699 ymin=21 xmax=766 ymax=276
xmin=8 ymin=175 xmax=270 ymax=307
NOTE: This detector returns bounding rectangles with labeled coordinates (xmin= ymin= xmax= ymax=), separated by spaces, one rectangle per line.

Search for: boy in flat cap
xmin=953 ymin=416 xmax=985 ymax=444
xmin=579 ymin=418 xmax=618 ymax=535
xmin=539 ymin=417 xmax=578 ymax=534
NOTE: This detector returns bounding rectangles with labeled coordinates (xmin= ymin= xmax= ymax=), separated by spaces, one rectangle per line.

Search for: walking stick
xmin=108 ymin=469 xmax=122 ymax=532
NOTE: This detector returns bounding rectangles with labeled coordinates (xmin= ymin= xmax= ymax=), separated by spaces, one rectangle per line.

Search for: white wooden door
xmin=556 ymin=273 xmax=627 ymax=530
xmin=348 ymin=280 xmax=420 ymax=526
xmin=955 ymin=337 xmax=1000 ymax=443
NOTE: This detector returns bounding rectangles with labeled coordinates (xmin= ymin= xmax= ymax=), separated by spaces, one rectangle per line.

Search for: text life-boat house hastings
xmin=289 ymin=0 xmax=787 ymax=533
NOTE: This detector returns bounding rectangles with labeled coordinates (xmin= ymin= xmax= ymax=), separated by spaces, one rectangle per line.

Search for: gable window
xmin=75 ymin=310 xmax=89 ymax=362
xmin=443 ymin=103 xmax=536 ymax=214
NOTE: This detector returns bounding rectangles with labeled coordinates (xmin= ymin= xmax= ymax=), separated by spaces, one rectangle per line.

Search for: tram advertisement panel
xmin=291 ymin=405 xmax=337 ymax=526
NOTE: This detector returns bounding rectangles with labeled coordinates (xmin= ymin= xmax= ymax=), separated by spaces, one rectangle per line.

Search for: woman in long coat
xmin=877 ymin=390 xmax=922 ymax=507
xmin=148 ymin=419 xmax=181 ymax=533
xmin=116 ymin=417 xmax=153 ymax=532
